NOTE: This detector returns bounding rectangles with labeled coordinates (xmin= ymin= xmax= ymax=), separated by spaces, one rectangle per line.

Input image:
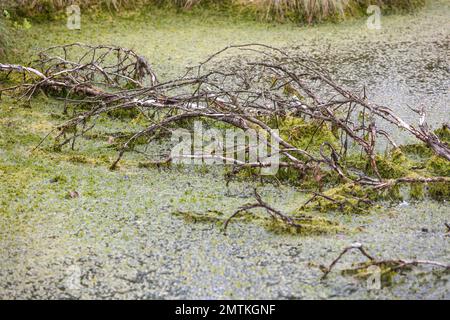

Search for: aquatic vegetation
xmin=427 ymin=155 xmax=450 ymax=176
xmin=345 ymin=148 xmax=411 ymax=180
xmin=172 ymin=207 xmax=344 ymax=235
xmin=264 ymin=215 xmax=343 ymax=235
xmin=0 ymin=2 xmax=449 ymax=300
xmin=409 ymin=182 xmax=425 ymax=200
xmin=0 ymin=4 xmax=447 ymax=244
xmin=375 ymin=148 xmax=410 ymax=179
xmin=1 ymin=41 xmax=449 ymax=231
xmin=299 ymin=183 xmax=382 ymax=214
xmin=427 ymin=182 xmax=450 ymax=201
xmin=434 ymin=124 xmax=450 ymax=144
xmin=400 ymin=143 xmax=433 ymax=158
xmin=278 ymin=116 xmax=339 ymax=153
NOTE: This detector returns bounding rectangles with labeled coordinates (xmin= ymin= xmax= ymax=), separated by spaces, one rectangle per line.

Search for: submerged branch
xmin=321 ymin=243 xmax=450 ymax=280
xmin=223 ymin=189 xmax=303 ymax=233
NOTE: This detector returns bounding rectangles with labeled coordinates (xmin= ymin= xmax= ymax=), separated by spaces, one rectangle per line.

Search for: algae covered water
xmin=0 ymin=1 xmax=449 ymax=299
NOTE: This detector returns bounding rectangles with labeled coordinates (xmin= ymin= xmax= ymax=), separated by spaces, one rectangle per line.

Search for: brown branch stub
xmin=445 ymin=223 xmax=450 ymax=233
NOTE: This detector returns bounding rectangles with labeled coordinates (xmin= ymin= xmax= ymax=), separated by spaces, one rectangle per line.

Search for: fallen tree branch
xmin=370 ymin=176 xmax=450 ymax=189
xmin=320 ymin=243 xmax=449 ymax=280
xmin=1 ymin=43 xmax=449 ymax=214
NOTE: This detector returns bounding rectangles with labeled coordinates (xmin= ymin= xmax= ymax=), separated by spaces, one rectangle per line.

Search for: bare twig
xmin=223 ymin=189 xmax=302 ymax=233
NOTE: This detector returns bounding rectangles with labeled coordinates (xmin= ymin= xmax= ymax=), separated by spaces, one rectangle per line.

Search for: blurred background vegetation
xmin=0 ymin=0 xmax=426 ymax=21
xmin=0 ymin=0 xmax=427 ymax=58
xmin=0 ymin=14 xmax=8 ymax=58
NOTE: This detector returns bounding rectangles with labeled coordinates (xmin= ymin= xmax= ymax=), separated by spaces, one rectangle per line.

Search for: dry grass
xmin=0 ymin=17 xmax=8 ymax=57
xmin=0 ymin=0 xmax=426 ymax=23
xmin=233 ymin=0 xmax=426 ymax=22
xmin=234 ymin=0 xmax=352 ymax=23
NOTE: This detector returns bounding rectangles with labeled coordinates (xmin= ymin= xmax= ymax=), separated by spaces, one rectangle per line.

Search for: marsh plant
xmin=0 ymin=12 xmax=9 ymax=57
xmin=0 ymin=0 xmax=425 ymax=23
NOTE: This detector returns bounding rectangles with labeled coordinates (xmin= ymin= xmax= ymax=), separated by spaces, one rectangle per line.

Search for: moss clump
xmin=302 ymin=184 xmax=375 ymax=214
xmin=278 ymin=116 xmax=339 ymax=153
xmin=375 ymin=148 xmax=410 ymax=179
xmin=426 ymin=156 xmax=450 ymax=177
xmin=428 ymin=183 xmax=450 ymax=201
xmin=49 ymin=174 xmax=67 ymax=184
xmin=67 ymin=155 xmax=91 ymax=164
xmin=265 ymin=215 xmax=344 ymax=235
xmin=424 ymin=156 xmax=450 ymax=201
xmin=341 ymin=262 xmax=400 ymax=288
xmin=172 ymin=208 xmax=344 ymax=235
xmin=171 ymin=210 xmax=226 ymax=224
xmin=345 ymin=148 xmax=410 ymax=180
xmin=434 ymin=125 xmax=450 ymax=144
xmin=409 ymin=183 xmax=424 ymax=200
xmin=274 ymin=166 xmax=302 ymax=185
xmin=138 ymin=161 xmax=172 ymax=169
xmin=300 ymin=183 xmax=404 ymax=214
xmin=400 ymin=143 xmax=433 ymax=158
xmin=107 ymin=108 xmax=141 ymax=120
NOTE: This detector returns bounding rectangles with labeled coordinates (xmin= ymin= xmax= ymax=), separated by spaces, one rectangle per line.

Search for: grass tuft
xmin=0 ymin=0 xmax=426 ymax=24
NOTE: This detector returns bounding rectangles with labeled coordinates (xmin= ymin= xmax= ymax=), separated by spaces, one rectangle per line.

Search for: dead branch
xmin=320 ymin=243 xmax=449 ymax=280
xmin=223 ymin=189 xmax=304 ymax=233
xmin=1 ymin=43 xmax=449 ymax=199
xmin=371 ymin=176 xmax=450 ymax=189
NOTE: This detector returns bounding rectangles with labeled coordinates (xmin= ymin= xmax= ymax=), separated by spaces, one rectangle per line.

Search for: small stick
xmin=223 ymin=189 xmax=302 ymax=234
